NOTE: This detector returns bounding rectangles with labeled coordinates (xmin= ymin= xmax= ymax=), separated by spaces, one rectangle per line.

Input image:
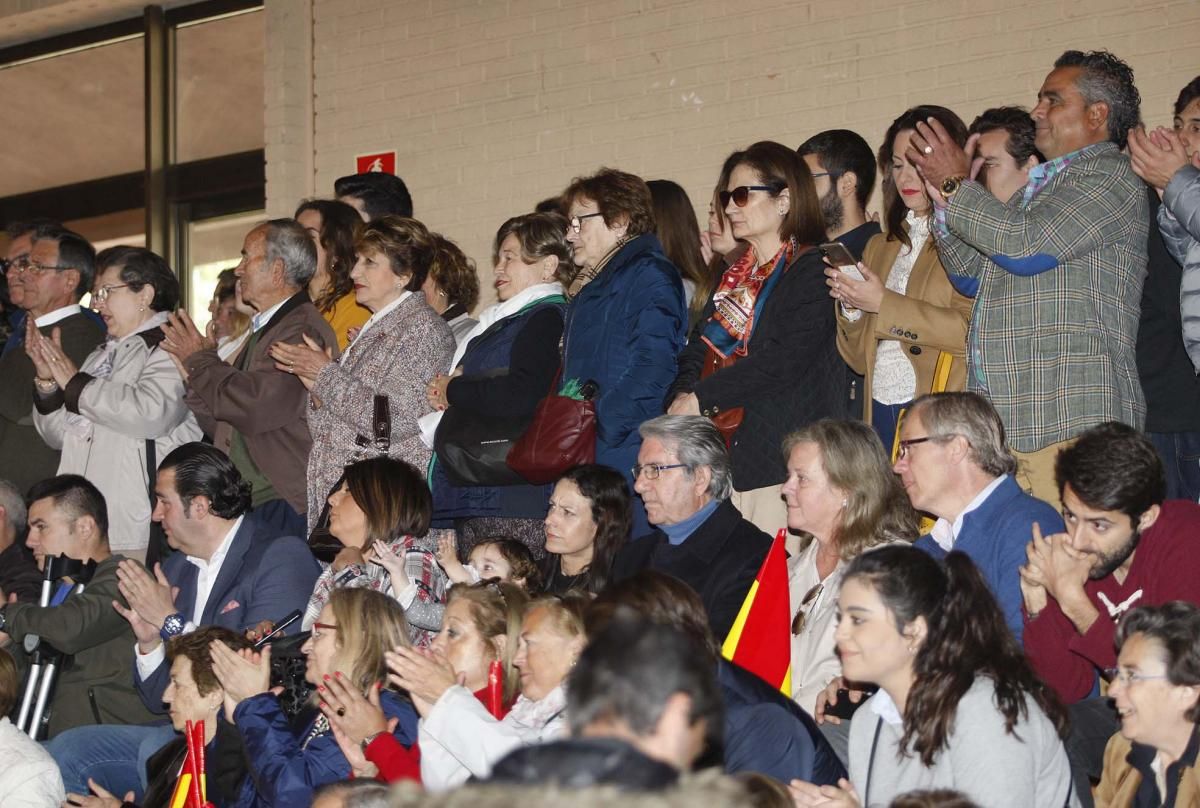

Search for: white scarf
xmin=418 ymin=282 xmax=564 ymax=448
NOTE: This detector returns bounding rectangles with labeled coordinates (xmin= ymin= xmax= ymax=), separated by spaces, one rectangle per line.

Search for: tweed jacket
xmin=836 ymin=232 xmax=971 ymax=423
xmin=1159 ymin=164 xmax=1200 ymax=372
xmin=185 ymin=292 xmax=338 ymax=515
xmin=935 ymin=142 xmax=1148 ymax=451
xmin=306 ymin=292 xmax=454 ymax=528
xmin=0 ymin=311 xmax=104 ymax=494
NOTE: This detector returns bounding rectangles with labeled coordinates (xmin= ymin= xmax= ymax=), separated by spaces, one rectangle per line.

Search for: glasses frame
xmin=93 ymin=283 xmax=131 ymax=303
xmin=1103 ymin=667 xmax=1171 ymax=686
xmin=719 ymin=185 xmax=775 ymax=208
xmin=896 ymin=434 xmax=960 ymax=459
xmin=7 ymin=256 xmax=74 ymax=276
xmin=311 ymin=621 xmax=338 ymax=640
xmin=631 ymin=462 xmax=688 ymax=480
xmin=569 ymin=212 xmax=604 ymax=234
xmin=791 ymin=582 xmax=824 ymax=635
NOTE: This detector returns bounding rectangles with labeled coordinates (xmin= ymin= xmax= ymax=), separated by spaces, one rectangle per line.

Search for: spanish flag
xmin=721 ymin=529 xmax=792 ymax=694
xmin=169 ymin=720 xmax=212 ymax=808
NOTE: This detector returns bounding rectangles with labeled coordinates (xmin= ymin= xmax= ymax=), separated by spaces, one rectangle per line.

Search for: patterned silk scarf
xmin=701 ymin=237 xmax=797 ymax=358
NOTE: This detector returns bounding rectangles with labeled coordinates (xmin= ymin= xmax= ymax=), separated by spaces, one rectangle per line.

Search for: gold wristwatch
xmin=940 ymin=175 xmax=967 ymax=199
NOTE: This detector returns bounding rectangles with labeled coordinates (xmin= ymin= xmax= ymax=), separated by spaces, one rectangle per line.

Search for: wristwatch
xmin=940 ymin=175 xmax=967 ymax=199
xmin=0 ymin=606 xmax=7 ymax=634
xmin=361 ymin=731 xmax=387 ymax=752
xmin=159 ymin=612 xmax=187 ymax=642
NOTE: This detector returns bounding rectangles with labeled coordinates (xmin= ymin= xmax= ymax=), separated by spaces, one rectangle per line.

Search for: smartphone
xmin=819 ymin=241 xmax=865 ymax=282
xmin=824 ymin=685 xmax=879 ymax=720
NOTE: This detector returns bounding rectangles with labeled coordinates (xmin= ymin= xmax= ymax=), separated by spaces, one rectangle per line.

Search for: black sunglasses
xmin=719 ymin=185 xmax=775 ymax=208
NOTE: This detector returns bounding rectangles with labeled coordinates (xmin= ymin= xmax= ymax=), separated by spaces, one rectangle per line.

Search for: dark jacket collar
xmin=1128 ymin=725 xmax=1200 ymax=808
xmin=489 ymin=736 xmax=680 ymax=791
xmin=257 ymin=290 xmax=313 ymax=341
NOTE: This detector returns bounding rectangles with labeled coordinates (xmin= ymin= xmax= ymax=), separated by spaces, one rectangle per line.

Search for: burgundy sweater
xmin=1023 ymin=499 xmax=1200 ymax=702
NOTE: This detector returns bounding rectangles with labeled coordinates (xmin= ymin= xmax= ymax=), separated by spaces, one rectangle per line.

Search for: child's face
xmin=469 ymin=543 xmax=514 ymax=582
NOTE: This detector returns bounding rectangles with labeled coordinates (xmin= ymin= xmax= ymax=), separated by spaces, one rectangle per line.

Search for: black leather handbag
xmin=433 ymin=404 xmax=530 ymax=487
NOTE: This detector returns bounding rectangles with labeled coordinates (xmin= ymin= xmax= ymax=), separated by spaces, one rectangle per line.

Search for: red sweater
xmin=1023 ymin=499 xmax=1200 ymax=702
xmin=364 ymin=686 xmax=512 ymax=783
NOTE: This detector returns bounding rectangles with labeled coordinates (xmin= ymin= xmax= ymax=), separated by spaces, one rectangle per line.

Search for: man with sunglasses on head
xmin=0 ymin=223 xmax=104 ymax=494
xmin=1021 ymin=422 xmax=1200 ymax=806
xmin=610 ymin=415 xmax=771 ymax=642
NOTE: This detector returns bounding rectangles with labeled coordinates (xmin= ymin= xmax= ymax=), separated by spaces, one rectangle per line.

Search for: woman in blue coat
xmin=211 ymin=588 xmax=418 ymax=807
xmin=560 ymin=168 xmax=688 ymax=536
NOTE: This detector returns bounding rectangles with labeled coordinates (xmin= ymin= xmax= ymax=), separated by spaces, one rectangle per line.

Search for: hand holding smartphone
xmin=819 ymin=242 xmax=865 ymax=282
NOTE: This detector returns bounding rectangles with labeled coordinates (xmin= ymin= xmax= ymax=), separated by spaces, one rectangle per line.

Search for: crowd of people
xmin=0 ymin=48 xmax=1198 ymax=808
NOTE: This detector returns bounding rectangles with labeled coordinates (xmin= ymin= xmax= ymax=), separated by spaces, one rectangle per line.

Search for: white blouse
xmin=872 ymin=210 xmax=931 ymax=405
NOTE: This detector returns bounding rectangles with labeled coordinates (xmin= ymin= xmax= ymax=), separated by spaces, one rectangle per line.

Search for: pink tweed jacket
xmin=306 ymin=292 xmax=454 ymax=529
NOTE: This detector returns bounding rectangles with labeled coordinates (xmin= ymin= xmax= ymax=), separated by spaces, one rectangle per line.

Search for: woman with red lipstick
xmin=424 ymin=213 xmax=572 ymax=556
xmin=830 ymin=106 xmax=974 ymax=455
xmin=29 ymin=246 xmax=201 ymax=561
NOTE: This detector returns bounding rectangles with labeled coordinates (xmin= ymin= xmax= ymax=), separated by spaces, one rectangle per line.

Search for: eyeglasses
xmin=569 ymin=212 xmax=604 ymax=233
xmin=719 ymin=185 xmax=775 ymax=208
xmin=792 ymin=582 xmax=824 ymax=635
xmin=6 ymin=256 xmax=73 ymax=276
xmin=631 ymin=463 xmax=688 ymax=480
xmin=809 ymin=172 xmax=830 ymax=179
xmin=311 ymin=621 xmax=338 ymax=640
xmin=93 ymin=284 xmax=130 ymax=303
xmin=1104 ymin=667 xmax=1171 ymax=686
xmin=895 ymin=434 xmax=960 ymax=459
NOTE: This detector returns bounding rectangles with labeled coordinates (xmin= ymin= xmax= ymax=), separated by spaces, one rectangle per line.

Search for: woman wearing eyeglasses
xmin=1095 ymin=602 xmax=1200 ymax=807
xmin=828 ymin=106 xmax=973 ymax=455
xmin=780 ymin=419 xmax=918 ymax=717
xmin=560 ymin=168 xmax=688 ymax=536
xmin=668 ymin=141 xmax=849 ymax=536
xmin=29 ymin=246 xmax=201 ymax=561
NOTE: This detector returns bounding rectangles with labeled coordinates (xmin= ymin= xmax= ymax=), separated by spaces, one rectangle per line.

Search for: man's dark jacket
xmin=610 ymin=500 xmax=771 ymax=642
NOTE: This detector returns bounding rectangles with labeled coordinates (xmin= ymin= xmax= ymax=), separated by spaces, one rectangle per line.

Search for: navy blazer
xmin=610 ymin=500 xmax=771 ymax=643
xmin=716 ymin=659 xmax=846 ymax=786
xmin=914 ymin=475 xmax=1063 ymax=643
xmin=136 ymin=511 xmax=321 ymax=712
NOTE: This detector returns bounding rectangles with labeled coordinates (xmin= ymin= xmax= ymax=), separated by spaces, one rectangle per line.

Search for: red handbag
xmin=506 ymin=369 xmax=597 ymax=485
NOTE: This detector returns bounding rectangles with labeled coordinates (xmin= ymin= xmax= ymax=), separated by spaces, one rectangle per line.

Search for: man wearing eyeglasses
xmin=609 ymin=415 xmax=771 ymax=642
xmin=0 ymin=223 xmax=104 ymax=494
xmin=1020 ymin=422 xmax=1200 ymax=805
xmin=895 ymin=392 xmax=1062 ymax=644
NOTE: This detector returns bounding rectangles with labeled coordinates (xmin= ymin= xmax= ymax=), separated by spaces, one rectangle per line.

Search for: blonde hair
xmin=525 ymin=591 xmax=590 ymax=642
xmin=447 ymin=582 xmax=530 ymax=704
xmin=782 ymin=419 xmax=918 ymax=559
xmin=328 ymin=588 xmax=411 ymax=693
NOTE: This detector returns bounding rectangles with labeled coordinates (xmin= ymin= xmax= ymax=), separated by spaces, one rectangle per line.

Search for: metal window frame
xmin=0 ymin=0 xmax=265 ymax=308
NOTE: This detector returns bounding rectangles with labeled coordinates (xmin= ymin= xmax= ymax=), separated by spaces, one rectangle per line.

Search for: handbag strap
xmin=863 ymin=716 xmax=884 ymax=806
xmin=354 ymin=394 xmax=391 ymax=453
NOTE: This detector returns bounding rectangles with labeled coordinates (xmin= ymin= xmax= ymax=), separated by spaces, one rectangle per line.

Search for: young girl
xmin=435 ymin=536 xmax=542 ymax=592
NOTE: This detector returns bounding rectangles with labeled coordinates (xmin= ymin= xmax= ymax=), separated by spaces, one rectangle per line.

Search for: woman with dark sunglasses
xmin=667 ymin=141 xmax=850 ymax=536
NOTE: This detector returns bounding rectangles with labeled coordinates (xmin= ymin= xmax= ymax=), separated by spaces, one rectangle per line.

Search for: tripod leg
xmin=16 ymin=662 xmax=43 ymax=734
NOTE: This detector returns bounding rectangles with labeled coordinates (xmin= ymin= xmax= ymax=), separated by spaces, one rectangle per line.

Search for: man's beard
xmin=819 ymin=184 xmax=843 ymax=234
xmin=1088 ymin=527 xmax=1142 ymax=580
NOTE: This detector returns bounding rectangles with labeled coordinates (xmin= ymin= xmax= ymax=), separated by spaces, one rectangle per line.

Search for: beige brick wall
xmin=266 ymin=0 xmax=1200 ymax=309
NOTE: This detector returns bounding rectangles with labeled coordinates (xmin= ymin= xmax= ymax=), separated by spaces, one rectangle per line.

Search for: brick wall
xmin=266 ymin=0 xmax=1200 ymax=308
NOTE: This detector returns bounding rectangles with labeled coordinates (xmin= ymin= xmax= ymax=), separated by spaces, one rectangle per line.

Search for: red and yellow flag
xmin=169 ymin=720 xmax=212 ymax=808
xmin=721 ymin=529 xmax=792 ymax=694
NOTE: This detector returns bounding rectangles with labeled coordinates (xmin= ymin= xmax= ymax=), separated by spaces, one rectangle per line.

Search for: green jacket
xmin=3 ymin=554 xmax=157 ymax=737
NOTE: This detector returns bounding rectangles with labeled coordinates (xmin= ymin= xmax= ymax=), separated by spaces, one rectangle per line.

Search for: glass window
xmin=175 ymin=10 xmax=265 ymax=163
xmin=0 ymin=36 xmax=145 ymax=196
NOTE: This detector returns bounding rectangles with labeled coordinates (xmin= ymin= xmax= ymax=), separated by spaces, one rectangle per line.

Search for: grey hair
xmin=908 ymin=392 xmax=1018 ymax=477
xmin=263 ymin=218 xmax=317 ymax=288
xmin=1053 ymin=50 xmax=1141 ymax=149
xmin=638 ymin=415 xmax=732 ymax=500
xmin=0 ymin=478 xmax=26 ymax=538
